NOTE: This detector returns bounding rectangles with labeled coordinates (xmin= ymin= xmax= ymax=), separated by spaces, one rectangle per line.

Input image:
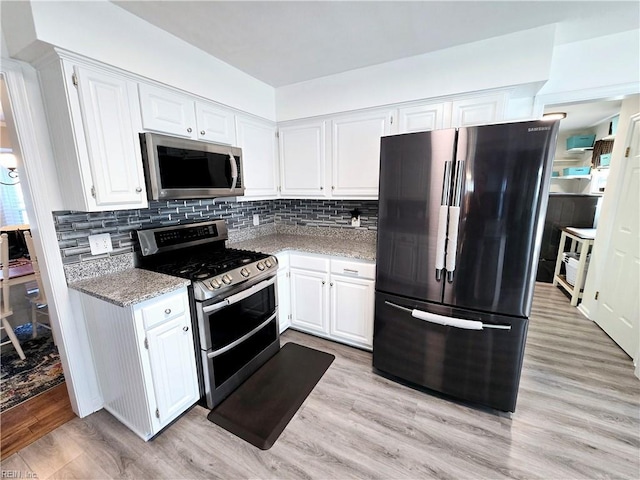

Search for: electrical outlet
xmin=253 ymin=214 xmax=260 ymax=226
xmin=88 ymin=233 xmax=113 ymax=255
xmin=351 ymin=216 xmax=361 ymax=227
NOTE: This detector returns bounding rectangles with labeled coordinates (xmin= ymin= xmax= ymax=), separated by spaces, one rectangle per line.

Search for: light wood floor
xmin=1 ymin=383 xmax=75 ymax=459
xmin=2 ymin=283 xmax=638 ymax=479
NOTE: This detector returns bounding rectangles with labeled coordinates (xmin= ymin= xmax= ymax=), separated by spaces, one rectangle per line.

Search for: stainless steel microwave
xmin=139 ymin=132 xmax=244 ymax=200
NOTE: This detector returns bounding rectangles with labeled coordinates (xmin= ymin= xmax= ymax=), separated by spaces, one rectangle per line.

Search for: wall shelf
xmin=553 ymin=158 xmax=584 ymax=164
xmin=566 ymin=147 xmax=594 ymax=153
xmin=551 ymin=175 xmax=591 ymax=180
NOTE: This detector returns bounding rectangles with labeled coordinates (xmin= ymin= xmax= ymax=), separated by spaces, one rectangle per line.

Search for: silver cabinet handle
xmin=343 ymin=268 xmax=359 ymax=274
xmin=183 ymin=326 xmax=189 ymax=332
xmin=135 ymin=187 xmax=142 ymax=193
xmin=164 ymin=308 xmax=171 ymax=315
xmin=187 ymin=127 xmax=192 ymax=133
xmin=200 ymin=130 xmax=205 ymax=135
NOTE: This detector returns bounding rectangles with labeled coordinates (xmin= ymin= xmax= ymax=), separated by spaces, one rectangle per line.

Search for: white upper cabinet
xmin=195 ymin=101 xmax=236 ymax=145
xmin=398 ymin=102 xmax=450 ymax=133
xmin=37 ymin=55 xmax=148 ymax=212
xmin=450 ymin=93 xmax=506 ymax=127
xmin=74 ymin=66 xmax=147 ymax=209
xmin=235 ymin=115 xmax=279 ymax=198
xmin=331 ymin=109 xmax=393 ymax=198
xmin=139 ymin=83 xmax=236 ymax=145
xmin=279 ymin=120 xmax=327 ymax=197
xmin=139 ymin=83 xmax=196 ymax=138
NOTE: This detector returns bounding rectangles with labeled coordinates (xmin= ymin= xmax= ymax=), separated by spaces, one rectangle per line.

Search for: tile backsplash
xmin=52 ymin=199 xmax=378 ymax=264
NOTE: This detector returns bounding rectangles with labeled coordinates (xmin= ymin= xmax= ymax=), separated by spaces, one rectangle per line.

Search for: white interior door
xmin=594 ymin=116 xmax=640 ymax=360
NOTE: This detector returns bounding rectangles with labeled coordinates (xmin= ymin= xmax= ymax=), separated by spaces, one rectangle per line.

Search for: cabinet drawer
xmin=290 ymin=253 xmax=329 ymax=272
xmin=140 ymin=291 xmax=186 ymax=330
xmin=330 ymin=259 xmax=375 ymax=279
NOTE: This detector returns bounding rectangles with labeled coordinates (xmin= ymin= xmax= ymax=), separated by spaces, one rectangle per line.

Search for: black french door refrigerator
xmin=373 ymin=120 xmax=559 ymax=412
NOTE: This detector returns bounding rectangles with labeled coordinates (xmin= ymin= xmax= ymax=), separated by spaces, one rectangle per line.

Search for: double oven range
xmin=136 ymin=220 xmax=279 ymax=409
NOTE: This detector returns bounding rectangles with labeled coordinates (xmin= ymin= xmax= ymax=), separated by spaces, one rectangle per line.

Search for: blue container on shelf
xmin=566 ymin=135 xmax=596 ymax=149
xmin=600 ymin=153 xmax=611 ymax=167
xmin=563 ymin=166 xmax=591 ymax=176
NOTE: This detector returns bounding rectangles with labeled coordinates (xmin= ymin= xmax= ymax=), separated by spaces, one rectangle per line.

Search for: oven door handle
xmin=207 ymin=311 xmax=278 ymax=359
xmin=202 ymin=276 xmax=277 ymax=314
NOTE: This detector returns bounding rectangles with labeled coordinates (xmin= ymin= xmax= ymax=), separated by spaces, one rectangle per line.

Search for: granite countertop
xmin=231 ymin=233 xmax=377 ymax=261
xmin=69 ymin=268 xmax=190 ymax=307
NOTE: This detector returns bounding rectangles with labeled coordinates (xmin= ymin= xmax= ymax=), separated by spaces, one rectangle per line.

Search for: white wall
xmin=1 ymin=1 xmax=277 ymax=121
xmin=537 ymin=29 xmax=640 ymax=105
xmin=581 ymin=94 xmax=640 ymax=319
xmin=275 ymin=25 xmax=556 ymax=121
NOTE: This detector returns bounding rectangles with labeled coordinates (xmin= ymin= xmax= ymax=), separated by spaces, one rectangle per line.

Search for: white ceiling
xmin=112 ymin=1 xmax=639 ymax=88
xmin=544 ymin=99 xmax=622 ymax=133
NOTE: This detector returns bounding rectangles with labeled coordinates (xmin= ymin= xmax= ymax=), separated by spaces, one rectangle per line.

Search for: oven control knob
xmin=222 ymin=274 xmax=233 ymax=284
xmin=265 ymin=259 xmax=273 ymax=268
xmin=240 ymin=268 xmax=250 ymax=277
xmin=210 ymin=279 xmax=221 ymax=289
xmin=257 ymin=262 xmax=266 ymax=271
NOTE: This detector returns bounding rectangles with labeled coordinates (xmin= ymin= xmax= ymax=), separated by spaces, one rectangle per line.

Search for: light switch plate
xmin=351 ymin=216 xmax=361 ymax=227
xmin=88 ymin=233 xmax=113 ymax=255
xmin=253 ymin=214 xmax=260 ymax=226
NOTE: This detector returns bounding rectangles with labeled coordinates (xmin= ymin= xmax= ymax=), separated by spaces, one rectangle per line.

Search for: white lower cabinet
xmin=80 ymin=287 xmax=199 ymax=440
xmin=276 ymin=253 xmax=291 ymax=333
xmin=288 ymin=253 xmax=375 ymax=350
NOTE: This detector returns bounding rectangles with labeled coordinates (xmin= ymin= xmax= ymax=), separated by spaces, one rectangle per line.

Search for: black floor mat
xmin=207 ymin=342 xmax=335 ymax=450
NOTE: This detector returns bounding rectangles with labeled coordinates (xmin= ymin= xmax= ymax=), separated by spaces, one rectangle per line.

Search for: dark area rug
xmin=1 ymin=324 xmax=64 ymax=412
xmin=208 ymin=342 xmax=335 ymax=450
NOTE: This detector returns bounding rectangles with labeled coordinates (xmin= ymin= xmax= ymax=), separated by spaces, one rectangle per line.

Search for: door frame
xmin=2 ymin=57 xmax=101 ymax=416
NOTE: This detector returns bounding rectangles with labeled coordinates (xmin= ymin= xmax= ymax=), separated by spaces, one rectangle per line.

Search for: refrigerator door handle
xmin=445 ymin=206 xmax=461 ymax=281
xmin=435 ymin=161 xmax=453 ymax=281
xmin=384 ymin=301 xmax=511 ymax=331
xmin=446 ymin=160 xmax=465 ymax=282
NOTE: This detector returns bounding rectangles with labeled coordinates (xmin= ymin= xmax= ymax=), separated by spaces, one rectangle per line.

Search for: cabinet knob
xmin=331 ymin=186 xmax=335 ymax=190
xmin=164 ymin=308 xmax=171 ymax=315
xmin=330 ymin=282 xmax=334 ymax=287
xmin=320 ymin=186 xmax=324 ymax=190
xmin=200 ymin=130 xmax=205 ymax=135
xmin=322 ymin=281 xmax=326 ymax=285
xmin=187 ymin=127 xmax=193 ymax=133
xmin=135 ymin=187 xmax=142 ymax=193
xmin=183 ymin=326 xmax=189 ymax=332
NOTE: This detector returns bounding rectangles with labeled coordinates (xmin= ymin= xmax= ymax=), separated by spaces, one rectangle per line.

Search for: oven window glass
xmin=212 ymin=319 xmax=277 ymax=387
xmin=158 ymin=146 xmax=238 ymax=189
xmin=207 ymin=283 xmax=276 ymax=352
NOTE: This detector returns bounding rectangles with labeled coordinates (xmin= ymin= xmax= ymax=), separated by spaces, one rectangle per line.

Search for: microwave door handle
xmin=228 ymin=152 xmax=238 ymax=190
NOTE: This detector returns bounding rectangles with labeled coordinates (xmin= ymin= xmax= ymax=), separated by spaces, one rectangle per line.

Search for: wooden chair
xmin=0 ymin=232 xmax=26 ymax=359
xmin=23 ymin=231 xmax=52 ymax=340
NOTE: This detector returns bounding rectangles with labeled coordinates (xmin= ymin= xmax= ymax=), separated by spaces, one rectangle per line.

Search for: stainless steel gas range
xmin=135 ymin=220 xmax=279 ymax=409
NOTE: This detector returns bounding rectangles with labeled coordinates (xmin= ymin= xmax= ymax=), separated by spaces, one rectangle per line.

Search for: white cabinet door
xmin=398 ymin=102 xmax=450 ymax=133
xmin=290 ymin=268 xmax=329 ymax=335
xmin=279 ymin=121 xmax=327 ymax=197
xmin=195 ymin=101 xmax=236 ymax=145
xmin=145 ymin=312 xmax=199 ymax=427
xmin=236 ymin=116 xmax=279 ymax=198
xmin=139 ymin=83 xmax=196 ymax=138
xmin=330 ymin=274 xmax=374 ymax=349
xmin=331 ymin=110 xmax=392 ymax=198
xmin=450 ymin=94 xmax=506 ymax=127
xmin=74 ymin=65 xmax=148 ymax=209
xmin=277 ymin=268 xmax=291 ymax=333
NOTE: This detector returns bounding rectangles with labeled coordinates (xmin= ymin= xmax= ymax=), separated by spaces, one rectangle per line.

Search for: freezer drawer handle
xmin=384 ymin=301 xmax=511 ymax=331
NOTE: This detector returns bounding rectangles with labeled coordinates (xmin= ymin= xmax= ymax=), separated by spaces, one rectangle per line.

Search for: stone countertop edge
xmin=230 ymin=233 xmax=377 ymax=262
xmin=69 ymin=268 xmax=191 ymax=307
